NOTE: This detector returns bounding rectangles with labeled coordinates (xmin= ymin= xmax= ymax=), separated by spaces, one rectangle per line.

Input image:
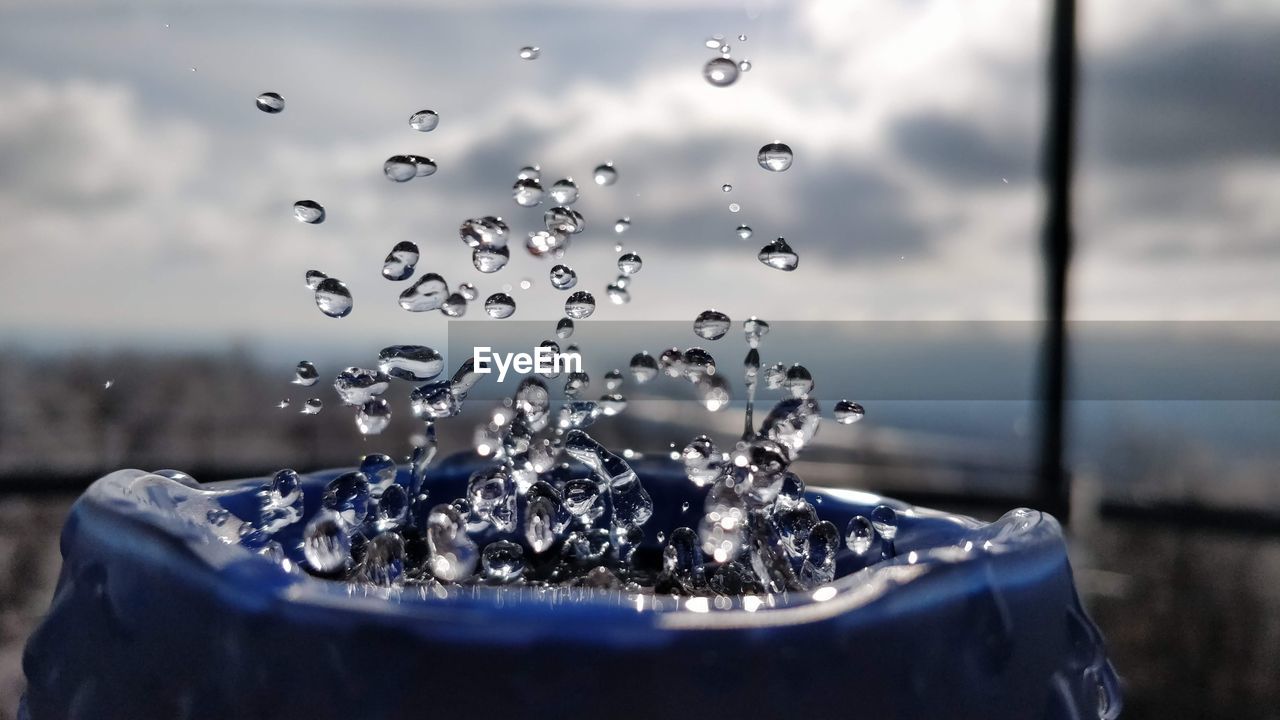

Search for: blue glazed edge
xmin=21 ymin=457 xmax=1122 ymax=720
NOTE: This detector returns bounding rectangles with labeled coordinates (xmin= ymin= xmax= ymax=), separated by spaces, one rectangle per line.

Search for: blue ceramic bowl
xmin=21 ymin=455 xmax=1120 ymax=719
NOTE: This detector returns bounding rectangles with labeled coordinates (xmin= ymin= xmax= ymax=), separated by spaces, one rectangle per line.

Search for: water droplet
xmin=513 ymin=178 xmax=545 ymax=207
xmin=408 ymin=109 xmax=439 ymax=132
xmin=870 ymin=505 xmax=898 ymax=541
xmin=614 ymin=218 xmax=630 ymax=234
xmin=314 ymin=277 xmax=353 ymax=318
xmin=738 ymin=60 xmax=752 ymax=72
xmin=757 ymin=142 xmax=794 ymax=172
xmin=550 ymin=264 xmax=578 ymax=290
xmin=384 ymin=155 xmax=419 ymax=182
xmin=519 ymin=46 xmax=540 ymax=60
xmin=682 ymin=435 xmax=723 ymax=487
xmin=301 ymin=398 xmax=323 ymax=415
xmin=322 ymin=471 xmax=371 ymax=525
xmin=458 ymin=282 xmax=478 ymax=301
xmin=548 ymin=178 xmax=579 ymax=205
xmin=758 ymin=237 xmax=798 ymax=271
xmin=356 ymin=398 xmax=391 ymax=435
xmin=293 ymin=361 xmax=319 ymax=386
xmin=743 ymin=317 xmax=770 ymax=348
xmin=544 ymin=206 xmax=584 ymax=235
xmin=473 ymin=246 xmax=510 ymax=273
xmin=427 ymin=504 xmax=479 ymax=581
xmin=593 ymin=163 xmax=618 ymax=186
xmin=617 ymin=253 xmax=643 ymax=276
xmin=782 ymin=364 xmax=814 ymax=398
xmin=598 ymin=394 xmax=627 ymax=416
xmin=735 ymin=224 xmax=753 ymax=240
xmin=693 ymin=309 xmax=731 ymax=340
xmin=482 ymin=540 xmax=526 ymax=582
xmin=722 ymin=183 xmax=733 ymax=193
xmin=729 ymin=202 xmax=741 ymax=213
xmin=359 ymin=454 xmax=398 ymax=493
xmin=517 ymin=165 xmax=541 ymax=181
xmin=398 ymin=273 xmax=449 ymax=312
xmin=564 ymin=291 xmax=596 ymax=319
xmin=334 ymin=367 xmax=390 ymax=406
xmin=695 ymin=374 xmax=732 ymax=412
xmin=377 ymin=345 xmax=443 ymax=382
xmin=704 ymin=37 xmax=723 ymax=49
xmin=302 ymin=511 xmax=350 ymax=574
xmin=360 ymin=532 xmax=406 ymax=586
xmin=703 ymin=57 xmax=740 ymax=87
xmin=460 ymin=216 xmax=509 ymax=249
xmin=845 ymin=516 xmax=875 ymax=555
xmin=276 ymin=398 xmax=290 ymax=409
xmin=442 ymin=292 xmax=467 ymax=317
xmin=555 ymin=318 xmax=574 ymax=339
xmin=255 ymin=92 xmax=284 ymax=114
xmin=485 ymin=293 xmax=516 ymax=319
xmin=738 ymin=33 xmax=747 ymax=41
xmin=381 ymin=240 xmax=420 ymax=281
xmin=629 ymin=352 xmax=658 ymax=383
xmin=293 ymin=200 xmax=325 ymax=224
xmin=606 ymin=282 xmax=630 ymax=305
xmin=604 ymin=369 xmax=624 ymax=391
xmin=834 ymin=400 xmax=865 ymax=424
xmin=304 ymin=270 xmax=327 ymax=290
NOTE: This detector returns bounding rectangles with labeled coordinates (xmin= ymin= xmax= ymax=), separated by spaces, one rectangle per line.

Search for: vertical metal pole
xmin=1039 ymin=0 xmax=1076 ymax=521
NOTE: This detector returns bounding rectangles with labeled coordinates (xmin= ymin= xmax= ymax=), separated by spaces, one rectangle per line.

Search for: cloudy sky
xmin=2 ymin=0 xmax=1276 ymax=365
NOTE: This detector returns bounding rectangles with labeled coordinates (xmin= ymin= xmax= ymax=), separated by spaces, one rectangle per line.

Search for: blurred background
xmin=1 ymin=0 xmax=1278 ymax=717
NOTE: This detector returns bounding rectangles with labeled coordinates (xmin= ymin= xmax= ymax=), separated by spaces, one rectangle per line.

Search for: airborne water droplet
xmin=304 ymin=270 xmax=327 ymax=290
xmin=550 ymin=264 xmax=577 ymax=290
xmin=301 ymin=398 xmax=323 ymax=415
xmin=442 ymin=292 xmax=467 ymax=317
xmin=384 ymin=155 xmax=418 ymax=182
xmin=458 ymin=282 xmax=478 ymax=301
xmin=564 ymin=291 xmax=596 ymax=319
xmin=293 ymin=200 xmax=325 ymax=224
xmin=614 ymin=218 xmax=630 ymax=234
xmin=722 ymin=184 xmax=733 ymax=193
xmin=617 ymin=253 xmax=642 ymax=276
xmin=556 ymin=317 xmax=575 ymax=338
xmin=472 ymin=246 xmax=510 ymax=273
xmin=381 ymin=241 xmax=420 ymax=281
xmin=293 ymin=361 xmax=319 ymax=386
xmin=314 ymin=278 xmax=353 ymax=318
xmin=398 ymin=273 xmax=449 ymax=312
xmin=834 ymin=400 xmax=866 ymax=424
xmin=255 ymin=92 xmax=285 ymax=114
xmin=549 ymin=178 xmax=579 ymax=205
xmin=736 ymin=224 xmax=753 ymax=240
xmin=738 ymin=60 xmax=752 ymax=72
xmin=302 ymin=511 xmax=350 ymax=574
xmin=519 ymin=46 xmax=540 ymax=60
xmin=408 ymin=109 xmax=439 ymax=132
xmin=593 ymin=163 xmax=618 ymax=186
xmin=758 ymin=237 xmax=799 ymax=271
xmin=629 ymin=352 xmax=658 ymax=383
xmin=485 ymin=293 xmax=516 ymax=319
xmin=513 ymin=178 xmax=545 ymax=207
xmin=845 ymin=515 xmax=875 ymax=555
xmin=356 ymin=398 xmax=392 ymax=435
xmin=703 ymin=57 xmax=740 ymax=87
xmin=757 ymin=142 xmax=794 ymax=172
xmin=729 ymin=203 xmax=741 ymax=213
xmin=377 ymin=345 xmax=444 ymax=382
xmin=693 ymin=309 xmax=731 ymax=341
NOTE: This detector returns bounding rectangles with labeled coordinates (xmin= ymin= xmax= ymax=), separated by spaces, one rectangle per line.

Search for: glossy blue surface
xmin=21 ymin=455 xmax=1120 ymax=719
